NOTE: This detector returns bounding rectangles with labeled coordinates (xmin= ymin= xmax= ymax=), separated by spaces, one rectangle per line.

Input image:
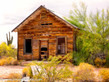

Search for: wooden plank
xmin=16 ymin=7 xmax=76 ymax=60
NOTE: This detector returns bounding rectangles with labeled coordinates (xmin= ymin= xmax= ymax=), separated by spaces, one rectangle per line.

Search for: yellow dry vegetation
xmin=99 ymin=69 xmax=109 ymax=82
xmin=73 ymin=63 xmax=95 ymax=81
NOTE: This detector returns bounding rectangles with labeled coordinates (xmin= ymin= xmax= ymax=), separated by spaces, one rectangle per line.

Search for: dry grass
xmin=98 ymin=69 xmax=109 ymax=82
xmin=7 ymin=73 xmax=22 ymax=79
xmin=73 ymin=63 xmax=96 ymax=81
xmin=0 ymin=57 xmax=21 ymax=66
xmin=0 ymin=61 xmax=108 ymax=81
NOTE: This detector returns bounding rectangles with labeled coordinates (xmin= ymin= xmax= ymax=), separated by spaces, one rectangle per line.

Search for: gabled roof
xmin=12 ymin=5 xmax=78 ymax=32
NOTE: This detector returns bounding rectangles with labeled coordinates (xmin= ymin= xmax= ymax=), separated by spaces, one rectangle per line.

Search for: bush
xmin=94 ymin=57 xmax=106 ymax=67
xmin=22 ymin=67 xmax=33 ymax=78
xmin=0 ymin=59 xmax=7 ymax=66
xmin=61 ymin=53 xmax=73 ymax=63
xmin=0 ymin=42 xmax=17 ymax=58
xmin=73 ymin=63 xmax=95 ymax=81
xmin=6 ymin=57 xmax=15 ymax=65
xmin=0 ymin=57 xmax=14 ymax=66
xmin=106 ymin=54 xmax=109 ymax=67
xmin=48 ymin=53 xmax=73 ymax=64
xmin=0 ymin=57 xmax=20 ymax=66
xmin=7 ymin=73 xmax=22 ymax=79
xmin=99 ymin=69 xmax=109 ymax=82
xmin=73 ymin=51 xmax=86 ymax=65
xmin=11 ymin=60 xmax=19 ymax=65
xmin=23 ymin=56 xmax=73 ymax=82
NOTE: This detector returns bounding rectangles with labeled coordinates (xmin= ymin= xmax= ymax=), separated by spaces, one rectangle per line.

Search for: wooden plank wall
xmin=18 ymin=8 xmax=74 ymax=60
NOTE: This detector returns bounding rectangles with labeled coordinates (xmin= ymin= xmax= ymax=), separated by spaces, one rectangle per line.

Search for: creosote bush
xmin=73 ymin=63 xmax=95 ymax=82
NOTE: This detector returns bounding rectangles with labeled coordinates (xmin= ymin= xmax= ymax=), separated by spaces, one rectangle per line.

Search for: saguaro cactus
xmin=6 ymin=32 xmax=13 ymax=46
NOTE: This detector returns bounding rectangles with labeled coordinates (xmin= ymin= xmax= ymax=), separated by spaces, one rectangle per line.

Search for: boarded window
xmin=40 ymin=21 xmax=52 ymax=26
xmin=41 ymin=23 xmax=52 ymax=25
xmin=57 ymin=37 xmax=66 ymax=54
xmin=24 ymin=39 xmax=32 ymax=54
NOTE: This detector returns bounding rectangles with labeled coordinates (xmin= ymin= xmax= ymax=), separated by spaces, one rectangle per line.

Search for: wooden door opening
xmin=39 ymin=40 xmax=49 ymax=60
xmin=24 ymin=39 xmax=32 ymax=54
xmin=57 ymin=37 xmax=67 ymax=55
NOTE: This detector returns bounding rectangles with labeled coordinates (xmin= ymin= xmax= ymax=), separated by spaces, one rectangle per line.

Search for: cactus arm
xmin=6 ymin=32 xmax=13 ymax=46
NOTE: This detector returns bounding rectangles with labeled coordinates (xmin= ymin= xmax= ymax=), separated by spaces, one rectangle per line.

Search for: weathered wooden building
xmin=12 ymin=5 xmax=78 ymax=60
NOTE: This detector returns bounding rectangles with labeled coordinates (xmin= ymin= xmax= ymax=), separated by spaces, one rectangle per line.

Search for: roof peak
xmin=12 ymin=5 xmax=78 ymax=32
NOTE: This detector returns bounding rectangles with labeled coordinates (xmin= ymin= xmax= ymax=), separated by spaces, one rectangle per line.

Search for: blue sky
xmin=0 ymin=0 xmax=109 ymax=47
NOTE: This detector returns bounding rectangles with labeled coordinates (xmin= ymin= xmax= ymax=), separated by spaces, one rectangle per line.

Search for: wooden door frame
xmin=56 ymin=36 xmax=67 ymax=55
xmin=39 ymin=39 xmax=49 ymax=60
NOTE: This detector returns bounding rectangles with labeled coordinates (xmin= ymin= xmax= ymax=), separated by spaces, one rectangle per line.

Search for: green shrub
xmin=73 ymin=63 xmax=95 ymax=81
xmin=73 ymin=51 xmax=86 ymax=65
xmin=23 ymin=56 xmax=73 ymax=82
xmin=0 ymin=42 xmax=17 ymax=58
xmin=99 ymin=69 xmax=109 ymax=82
xmin=61 ymin=53 xmax=73 ymax=63
xmin=106 ymin=54 xmax=109 ymax=67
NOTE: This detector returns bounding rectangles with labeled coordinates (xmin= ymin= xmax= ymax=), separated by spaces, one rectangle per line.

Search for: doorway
xmin=39 ymin=40 xmax=49 ymax=60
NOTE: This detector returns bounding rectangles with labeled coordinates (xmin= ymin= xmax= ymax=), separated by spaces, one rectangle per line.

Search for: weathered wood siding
xmin=18 ymin=7 xmax=74 ymax=60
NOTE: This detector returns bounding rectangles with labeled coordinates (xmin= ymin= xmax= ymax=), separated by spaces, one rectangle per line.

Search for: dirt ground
xmin=0 ymin=66 xmax=25 ymax=79
xmin=0 ymin=65 xmax=98 ymax=79
xmin=0 ymin=62 xmax=108 ymax=81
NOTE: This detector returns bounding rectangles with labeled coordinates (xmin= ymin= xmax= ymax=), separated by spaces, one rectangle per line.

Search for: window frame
xmin=40 ymin=21 xmax=53 ymax=28
xmin=56 ymin=36 xmax=67 ymax=55
xmin=24 ymin=38 xmax=33 ymax=55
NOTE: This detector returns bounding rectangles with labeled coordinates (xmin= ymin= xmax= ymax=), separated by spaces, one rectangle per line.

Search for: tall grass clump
xmin=22 ymin=54 xmax=73 ymax=82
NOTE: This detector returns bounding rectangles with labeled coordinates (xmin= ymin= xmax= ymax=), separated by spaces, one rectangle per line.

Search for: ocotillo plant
xmin=6 ymin=32 xmax=13 ymax=46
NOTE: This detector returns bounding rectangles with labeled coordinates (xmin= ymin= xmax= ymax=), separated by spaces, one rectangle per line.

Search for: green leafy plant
xmin=65 ymin=2 xmax=109 ymax=66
